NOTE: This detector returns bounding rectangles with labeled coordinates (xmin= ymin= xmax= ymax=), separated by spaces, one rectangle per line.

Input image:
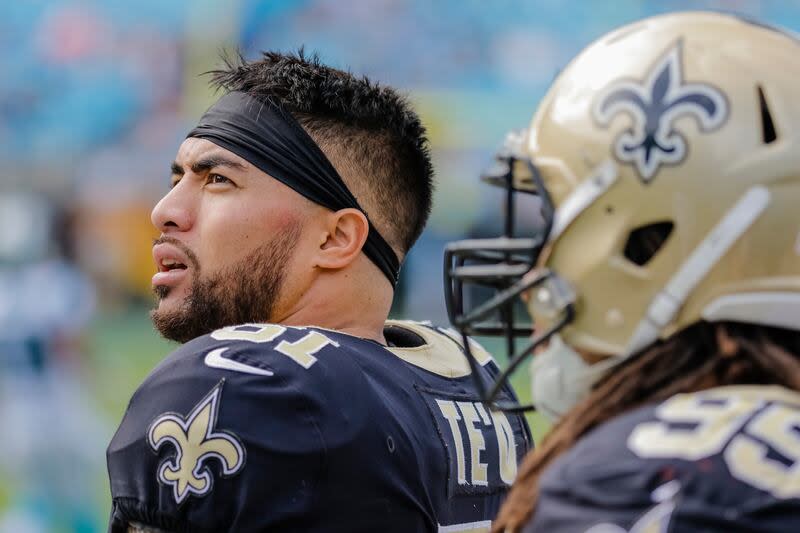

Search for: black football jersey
xmin=107 ymin=320 xmax=531 ymax=532
xmin=524 ymin=385 xmax=800 ymax=532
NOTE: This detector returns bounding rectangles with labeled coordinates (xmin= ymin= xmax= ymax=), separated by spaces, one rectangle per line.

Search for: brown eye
xmin=206 ymin=174 xmax=233 ymax=186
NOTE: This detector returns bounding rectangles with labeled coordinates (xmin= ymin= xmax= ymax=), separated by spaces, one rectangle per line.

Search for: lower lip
xmin=152 ymin=269 xmax=189 ymax=287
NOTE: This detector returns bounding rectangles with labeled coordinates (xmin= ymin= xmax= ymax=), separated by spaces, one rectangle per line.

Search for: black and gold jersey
xmin=525 ymin=385 xmax=800 ymax=532
xmin=107 ymin=321 xmax=531 ymax=532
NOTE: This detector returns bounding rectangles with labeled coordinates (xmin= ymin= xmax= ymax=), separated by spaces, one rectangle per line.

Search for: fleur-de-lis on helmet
xmin=148 ymin=381 xmax=245 ymax=504
xmin=593 ymin=41 xmax=728 ymax=182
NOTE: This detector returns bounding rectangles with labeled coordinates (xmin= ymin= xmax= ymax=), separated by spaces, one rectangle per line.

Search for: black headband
xmin=187 ymin=91 xmax=400 ymax=286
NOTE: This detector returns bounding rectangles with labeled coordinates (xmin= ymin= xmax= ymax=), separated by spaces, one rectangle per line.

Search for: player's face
xmin=149 ymin=138 xmax=310 ymax=342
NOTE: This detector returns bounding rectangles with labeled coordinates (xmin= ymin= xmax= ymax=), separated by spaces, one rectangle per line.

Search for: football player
xmin=106 ymin=51 xmax=531 ymax=532
xmin=444 ymin=12 xmax=800 ymax=533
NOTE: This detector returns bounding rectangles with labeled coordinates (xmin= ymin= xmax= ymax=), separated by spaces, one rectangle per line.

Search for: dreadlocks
xmin=492 ymin=322 xmax=800 ymax=533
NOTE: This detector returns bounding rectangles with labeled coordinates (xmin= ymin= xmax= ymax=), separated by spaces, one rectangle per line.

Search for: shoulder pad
xmin=383 ymin=320 xmax=494 ymax=378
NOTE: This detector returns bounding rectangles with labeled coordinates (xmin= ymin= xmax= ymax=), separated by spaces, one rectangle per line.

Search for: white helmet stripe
xmin=625 ymin=185 xmax=771 ymax=356
xmin=549 ymin=160 xmax=618 ymax=241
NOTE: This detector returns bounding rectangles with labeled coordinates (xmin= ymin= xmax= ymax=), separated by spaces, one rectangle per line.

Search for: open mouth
xmin=152 ymin=241 xmax=194 ymax=288
xmin=160 ymin=258 xmax=188 ymax=273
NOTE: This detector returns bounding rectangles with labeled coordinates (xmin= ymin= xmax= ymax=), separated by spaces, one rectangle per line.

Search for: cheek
xmin=197 ymin=203 xmax=305 ymax=271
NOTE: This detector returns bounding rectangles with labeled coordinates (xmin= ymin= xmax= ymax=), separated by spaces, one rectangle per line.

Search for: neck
xmin=274 ymin=268 xmax=393 ymax=345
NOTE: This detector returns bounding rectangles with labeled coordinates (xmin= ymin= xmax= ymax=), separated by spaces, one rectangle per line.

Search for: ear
xmin=313 ymin=208 xmax=370 ymax=271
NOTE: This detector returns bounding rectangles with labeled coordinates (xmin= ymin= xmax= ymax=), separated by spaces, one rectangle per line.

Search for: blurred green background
xmin=2 ymin=1 xmax=799 ymax=531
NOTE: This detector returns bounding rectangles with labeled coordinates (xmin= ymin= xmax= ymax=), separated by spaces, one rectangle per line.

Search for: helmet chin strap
xmin=624 ymin=185 xmax=771 ymax=356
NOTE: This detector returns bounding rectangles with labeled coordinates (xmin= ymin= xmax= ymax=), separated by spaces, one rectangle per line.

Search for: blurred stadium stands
xmin=1 ymin=1 xmax=798 ymax=530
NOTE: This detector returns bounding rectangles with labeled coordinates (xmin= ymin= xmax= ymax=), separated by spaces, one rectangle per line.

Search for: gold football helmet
xmin=445 ymin=12 xmax=800 ymax=416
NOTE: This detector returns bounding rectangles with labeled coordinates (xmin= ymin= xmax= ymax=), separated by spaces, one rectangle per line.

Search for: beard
xmin=151 ymin=224 xmax=301 ymax=343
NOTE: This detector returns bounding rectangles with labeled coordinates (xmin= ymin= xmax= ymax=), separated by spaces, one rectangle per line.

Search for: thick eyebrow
xmin=170 ymin=155 xmax=247 ymax=177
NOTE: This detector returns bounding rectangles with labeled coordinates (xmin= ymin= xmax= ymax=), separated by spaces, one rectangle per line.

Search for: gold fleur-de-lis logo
xmin=593 ymin=41 xmax=728 ymax=183
xmin=147 ymin=381 xmax=245 ymax=504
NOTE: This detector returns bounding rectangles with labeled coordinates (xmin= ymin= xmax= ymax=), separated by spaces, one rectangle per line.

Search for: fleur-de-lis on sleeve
xmin=148 ymin=381 xmax=245 ymax=504
xmin=593 ymin=42 xmax=728 ymax=182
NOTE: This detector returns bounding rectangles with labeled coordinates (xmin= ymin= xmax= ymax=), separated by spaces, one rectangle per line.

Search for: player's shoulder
xmin=108 ymin=324 xmax=375 ymax=501
xmin=132 ymin=323 xmax=377 ymax=418
xmin=560 ymin=385 xmax=800 ymax=463
xmin=549 ymin=385 xmax=800 ymax=486
xmin=118 ymin=324 xmax=380 ymax=453
xmin=150 ymin=322 xmax=361 ymax=381
xmin=125 ymin=320 xmax=495 ymax=431
xmin=107 ymin=324 xmax=384 ymax=531
xmin=533 ymin=385 xmax=800 ymax=532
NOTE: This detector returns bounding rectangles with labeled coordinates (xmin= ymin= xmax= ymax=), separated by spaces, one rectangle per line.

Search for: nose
xmin=151 ymin=182 xmax=194 ymax=233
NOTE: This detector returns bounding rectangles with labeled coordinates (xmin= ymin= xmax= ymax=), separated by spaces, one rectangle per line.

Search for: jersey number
xmin=211 ymin=324 xmax=338 ymax=369
xmin=628 ymin=392 xmax=800 ymax=499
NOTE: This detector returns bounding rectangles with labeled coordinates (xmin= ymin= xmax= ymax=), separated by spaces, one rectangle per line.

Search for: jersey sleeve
xmin=106 ymin=324 xmax=359 ymax=532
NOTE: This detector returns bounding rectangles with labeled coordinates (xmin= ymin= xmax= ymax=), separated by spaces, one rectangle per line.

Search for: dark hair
xmin=492 ymin=321 xmax=800 ymax=532
xmin=208 ymin=49 xmax=434 ymax=256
